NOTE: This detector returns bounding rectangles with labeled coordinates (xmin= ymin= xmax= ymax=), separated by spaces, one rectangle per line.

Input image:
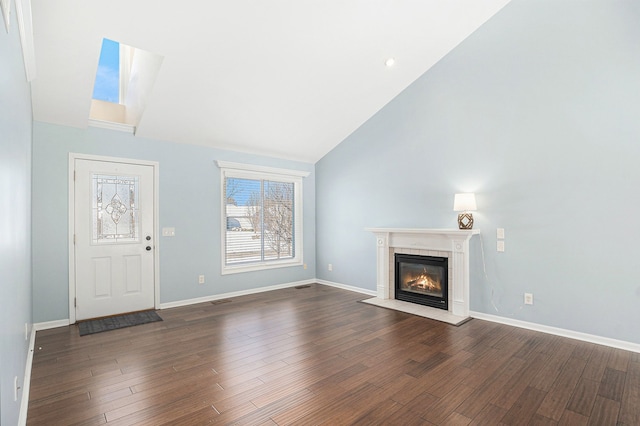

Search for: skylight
xmin=92 ymin=38 xmax=121 ymax=104
xmin=89 ymin=38 xmax=164 ymax=131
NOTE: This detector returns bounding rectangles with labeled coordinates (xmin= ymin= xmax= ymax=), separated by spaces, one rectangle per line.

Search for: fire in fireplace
xmin=395 ymin=253 xmax=448 ymax=310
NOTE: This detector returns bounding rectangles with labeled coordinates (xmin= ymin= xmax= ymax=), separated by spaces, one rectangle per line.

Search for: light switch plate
xmin=497 ymin=241 xmax=505 ymax=252
xmin=497 ymin=228 xmax=505 ymax=239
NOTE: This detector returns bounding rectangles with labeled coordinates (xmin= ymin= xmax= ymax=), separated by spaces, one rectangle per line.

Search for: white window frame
xmin=217 ymin=161 xmax=309 ymax=275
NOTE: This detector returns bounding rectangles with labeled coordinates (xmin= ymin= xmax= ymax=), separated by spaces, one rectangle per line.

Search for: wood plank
xmin=597 ymin=367 xmax=626 ymax=402
xmin=581 ymin=345 xmax=612 ymax=381
xmin=566 ymin=378 xmax=600 ymax=417
xmin=558 ymin=409 xmax=589 ymax=425
xmin=587 ymin=396 xmax=620 ymax=426
xmin=536 ymin=356 xmax=587 ymax=421
xmin=619 ymin=360 xmax=640 ymax=425
xmin=468 ymin=403 xmax=508 ymax=426
xmin=415 ymin=383 xmax=475 ymax=424
xmin=499 ymin=385 xmax=548 ymax=425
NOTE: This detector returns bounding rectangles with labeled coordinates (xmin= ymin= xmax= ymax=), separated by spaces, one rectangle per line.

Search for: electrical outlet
xmin=328 ymin=263 xmax=333 ymax=271
xmin=303 ymin=263 xmax=307 ymax=269
xmin=524 ymin=293 xmax=533 ymax=305
xmin=198 ymin=275 xmax=205 ymax=284
xmin=497 ymin=228 xmax=505 ymax=239
xmin=497 ymin=241 xmax=505 ymax=252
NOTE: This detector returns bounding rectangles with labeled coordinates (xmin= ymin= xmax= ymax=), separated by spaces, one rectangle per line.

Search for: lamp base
xmin=457 ymin=213 xmax=474 ymax=229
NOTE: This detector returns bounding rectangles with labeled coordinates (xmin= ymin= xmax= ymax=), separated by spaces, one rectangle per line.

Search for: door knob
xmin=146 ymin=236 xmax=151 ymax=241
xmin=146 ymin=246 xmax=152 ymax=251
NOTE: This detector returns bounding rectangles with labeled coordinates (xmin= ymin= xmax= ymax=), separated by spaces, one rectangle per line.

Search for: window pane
xmin=225 ymin=177 xmax=262 ymax=264
xmin=92 ymin=38 xmax=120 ymax=103
xmin=263 ymin=180 xmax=294 ymax=260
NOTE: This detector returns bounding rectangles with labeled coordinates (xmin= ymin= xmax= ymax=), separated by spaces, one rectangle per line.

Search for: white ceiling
xmin=30 ymin=0 xmax=510 ymax=163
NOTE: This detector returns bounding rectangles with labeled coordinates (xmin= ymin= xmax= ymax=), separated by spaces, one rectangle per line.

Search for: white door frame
xmin=68 ymin=153 xmax=160 ymax=324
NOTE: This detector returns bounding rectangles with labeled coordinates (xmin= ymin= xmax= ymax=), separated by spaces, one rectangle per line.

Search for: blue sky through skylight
xmin=92 ymin=38 xmax=120 ymax=103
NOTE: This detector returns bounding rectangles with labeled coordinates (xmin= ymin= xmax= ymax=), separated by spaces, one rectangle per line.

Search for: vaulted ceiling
xmin=30 ymin=0 xmax=510 ymax=163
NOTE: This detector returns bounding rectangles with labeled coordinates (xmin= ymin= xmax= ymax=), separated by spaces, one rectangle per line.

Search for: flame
xmin=404 ymin=267 xmax=441 ymax=293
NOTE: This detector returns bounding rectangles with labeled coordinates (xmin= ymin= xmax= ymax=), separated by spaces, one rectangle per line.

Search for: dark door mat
xmin=78 ymin=310 xmax=163 ymax=336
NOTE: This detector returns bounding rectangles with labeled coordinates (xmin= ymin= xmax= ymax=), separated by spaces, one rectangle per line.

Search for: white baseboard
xmin=158 ymin=279 xmax=317 ymax=310
xmin=470 ymin=311 xmax=640 ymax=354
xmin=316 ymin=279 xmax=377 ymax=297
xmin=33 ymin=319 xmax=70 ymax=330
xmin=18 ymin=324 xmax=37 ymax=426
xmin=28 ymin=286 xmax=639 ymax=355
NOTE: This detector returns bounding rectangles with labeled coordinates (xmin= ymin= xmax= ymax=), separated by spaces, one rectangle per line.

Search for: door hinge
xmin=73 ymin=170 xmax=76 ymax=181
xmin=74 ymin=298 xmax=77 ymax=307
xmin=73 ymin=234 xmax=76 ymax=245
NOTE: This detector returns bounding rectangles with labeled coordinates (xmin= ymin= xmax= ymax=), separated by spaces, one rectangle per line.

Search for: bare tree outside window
xmin=263 ymin=181 xmax=293 ymax=260
xmin=247 ymin=191 xmax=261 ymax=234
xmin=225 ymin=178 xmax=240 ymax=206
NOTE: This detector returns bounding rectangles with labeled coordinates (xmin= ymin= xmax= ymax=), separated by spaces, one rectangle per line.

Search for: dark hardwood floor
xmin=27 ymin=284 xmax=639 ymax=425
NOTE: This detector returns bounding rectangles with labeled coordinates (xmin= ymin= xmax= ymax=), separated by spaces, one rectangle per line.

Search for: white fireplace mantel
xmin=364 ymin=228 xmax=479 ymax=325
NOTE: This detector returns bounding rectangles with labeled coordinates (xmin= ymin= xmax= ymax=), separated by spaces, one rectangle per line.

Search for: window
xmin=89 ymin=38 xmax=163 ymax=130
xmin=217 ymin=161 xmax=308 ymax=274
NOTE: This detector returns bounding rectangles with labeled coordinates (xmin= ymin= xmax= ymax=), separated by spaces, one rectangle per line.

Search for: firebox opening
xmin=395 ymin=253 xmax=448 ymax=310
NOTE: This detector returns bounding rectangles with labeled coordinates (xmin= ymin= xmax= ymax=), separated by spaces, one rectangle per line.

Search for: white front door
xmin=74 ymin=158 xmax=155 ymax=321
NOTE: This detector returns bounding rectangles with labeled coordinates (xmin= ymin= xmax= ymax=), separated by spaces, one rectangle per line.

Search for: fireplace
xmin=395 ymin=253 xmax=448 ymax=310
xmin=365 ymin=228 xmax=479 ymax=325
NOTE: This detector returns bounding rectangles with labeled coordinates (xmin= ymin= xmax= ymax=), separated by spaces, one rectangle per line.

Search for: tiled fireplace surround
xmin=364 ymin=228 xmax=479 ymax=325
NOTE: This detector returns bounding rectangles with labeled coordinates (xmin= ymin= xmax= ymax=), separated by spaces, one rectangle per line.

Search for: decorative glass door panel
xmin=92 ymin=174 xmax=140 ymax=244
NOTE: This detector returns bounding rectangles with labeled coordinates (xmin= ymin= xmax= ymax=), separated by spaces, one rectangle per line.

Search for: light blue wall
xmin=32 ymin=122 xmax=315 ymax=323
xmin=316 ymin=0 xmax=640 ymax=344
xmin=0 ymin=11 xmax=33 ymax=426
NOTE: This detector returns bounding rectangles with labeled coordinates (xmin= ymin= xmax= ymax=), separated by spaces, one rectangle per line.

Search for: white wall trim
xmin=15 ymin=0 xmax=36 ymax=81
xmin=215 ymin=160 xmax=310 ymax=178
xmin=87 ymin=118 xmax=135 ymax=133
xmin=470 ymin=311 xmax=640 ymax=354
xmin=17 ymin=325 xmax=37 ymax=426
xmin=158 ymin=279 xmax=316 ymax=310
xmin=34 ymin=319 xmax=71 ymax=331
xmin=68 ymin=153 xmax=160 ymax=324
xmin=1 ymin=0 xmax=9 ymax=32
xmin=316 ymin=279 xmax=377 ymax=297
xmin=28 ymin=285 xmax=640 ymax=355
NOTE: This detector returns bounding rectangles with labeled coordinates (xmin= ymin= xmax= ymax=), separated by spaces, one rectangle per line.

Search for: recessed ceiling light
xmin=385 ymin=57 xmax=396 ymax=67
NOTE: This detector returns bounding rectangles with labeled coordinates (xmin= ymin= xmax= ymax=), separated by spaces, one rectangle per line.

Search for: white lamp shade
xmin=453 ymin=193 xmax=477 ymax=212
